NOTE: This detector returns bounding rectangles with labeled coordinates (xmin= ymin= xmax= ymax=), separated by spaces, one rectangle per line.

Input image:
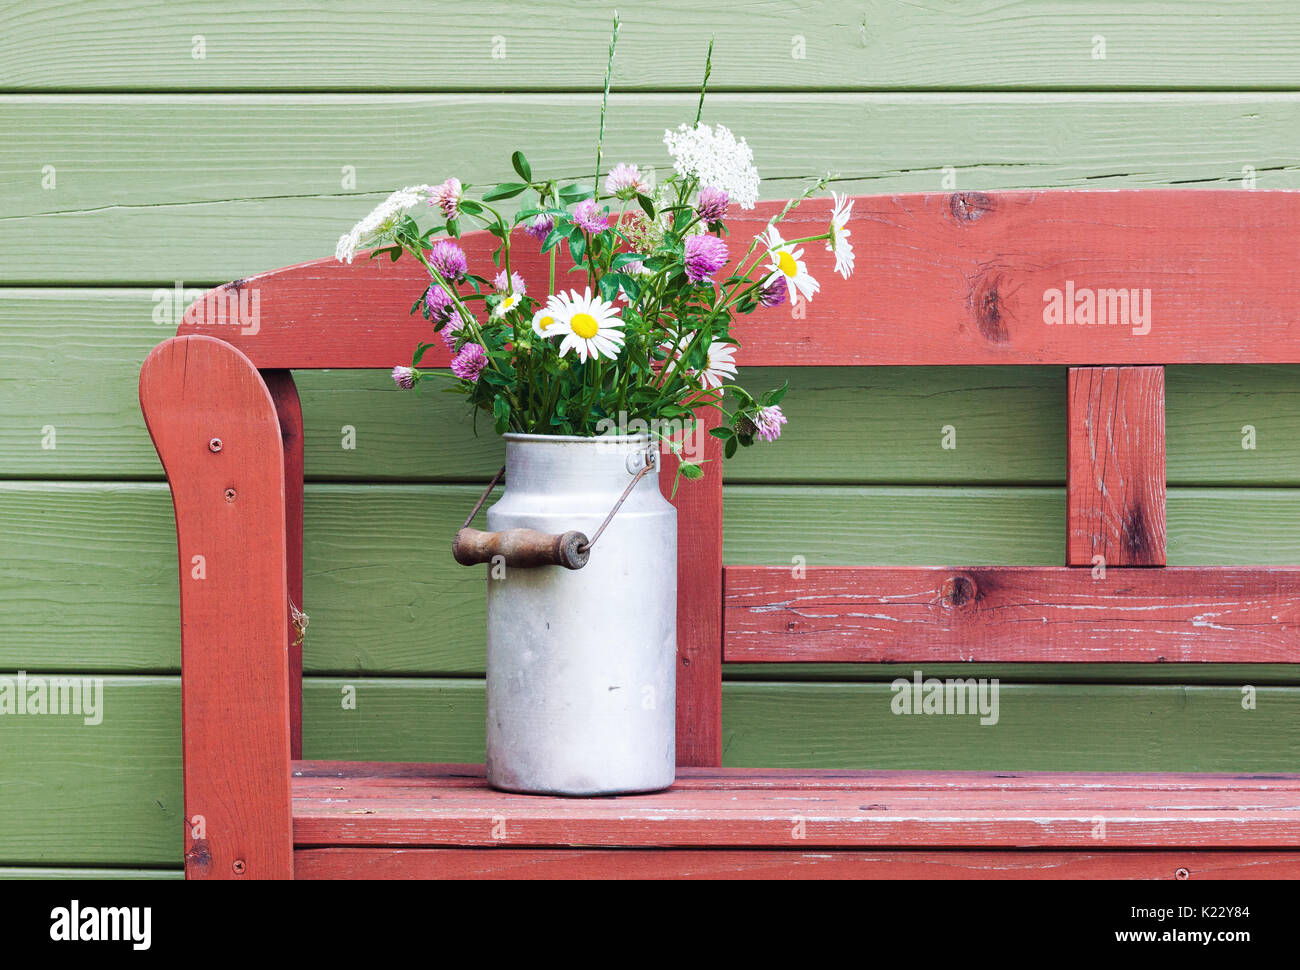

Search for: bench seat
xmin=290 ymin=762 xmax=1300 ymax=878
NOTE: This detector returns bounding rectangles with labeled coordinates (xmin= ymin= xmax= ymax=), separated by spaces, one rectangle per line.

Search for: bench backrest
xmin=144 ymin=190 xmax=1300 ymax=789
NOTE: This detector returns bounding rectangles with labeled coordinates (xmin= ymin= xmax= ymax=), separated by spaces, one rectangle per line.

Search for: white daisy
xmin=698 ymin=340 xmax=738 ymax=389
xmin=531 ymin=293 xmax=571 ymax=338
xmin=826 ymin=192 xmax=855 ymax=279
xmin=493 ymin=291 xmax=524 ymax=318
xmin=761 ymin=225 xmax=820 ymax=305
xmin=556 ymin=289 xmax=625 ymax=362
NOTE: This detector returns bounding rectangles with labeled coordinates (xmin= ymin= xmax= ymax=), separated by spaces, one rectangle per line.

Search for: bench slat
xmin=292 ymin=763 xmax=1300 ymax=792
xmin=723 ymin=565 xmax=1300 ymax=663
xmin=291 ymin=764 xmax=1300 ymax=849
xmin=180 ymin=191 xmax=1300 ymax=369
xmin=294 ymin=848 xmax=1300 ymax=880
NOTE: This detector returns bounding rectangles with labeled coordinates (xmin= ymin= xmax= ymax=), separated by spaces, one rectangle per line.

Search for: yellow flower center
xmin=777 ymin=251 xmax=798 ymax=278
xmin=539 ymin=315 xmax=554 ymax=331
xmin=571 ymin=312 xmax=599 ymax=339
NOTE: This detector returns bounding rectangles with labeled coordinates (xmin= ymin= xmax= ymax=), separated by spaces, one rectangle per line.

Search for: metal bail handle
xmin=451 ymin=447 xmax=658 ymax=571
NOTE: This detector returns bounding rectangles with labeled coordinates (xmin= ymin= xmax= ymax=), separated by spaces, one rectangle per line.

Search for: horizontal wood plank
xmin=6 ymin=290 xmax=1298 ymax=484
xmin=5 ymin=482 xmax=1300 ymax=675
xmin=293 ymin=847 xmax=1300 ymax=880
xmin=724 ymin=566 xmax=1300 ymax=663
xmin=0 ymin=867 xmax=181 ymax=880
xmin=292 ymin=761 xmax=1300 ymax=792
xmin=9 ymin=312 xmax=1300 ymax=486
xmin=5 ymin=677 xmax=1300 ymax=866
xmin=179 ymin=192 xmax=1300 ymax=368
xmin=290 ymin=764 xmax=1300 ymax=848
xmin=6 ymin=96 xmax=1300 ymax=283
xmin=5 ymin=1 xmax=1300 ymax=91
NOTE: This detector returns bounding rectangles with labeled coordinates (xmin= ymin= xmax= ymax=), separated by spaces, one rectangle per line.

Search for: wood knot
xmin=971 ymin=273 xmax=1010 ymax=344
xmin=941 ymin=575 xmax=978 ymax=610
xmin=948 ymin=192 xmax=995 ymax=223
xmin=1121 ymin=504 xmax=1161 ymax=564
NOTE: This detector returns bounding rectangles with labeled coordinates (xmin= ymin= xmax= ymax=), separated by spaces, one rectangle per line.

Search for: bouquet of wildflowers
xmin=335 ymin=21 xmax=854 ymax=483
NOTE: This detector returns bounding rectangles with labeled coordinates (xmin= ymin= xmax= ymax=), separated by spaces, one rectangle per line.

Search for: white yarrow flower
xmin=335 ymin=184 xmax=437 ymax=263
xmin=662 ymin=123 xmax=760 ymax=209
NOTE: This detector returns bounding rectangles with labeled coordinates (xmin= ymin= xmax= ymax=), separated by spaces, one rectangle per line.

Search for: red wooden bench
xmin=141 ymin=190 xmax=1300 ymax=879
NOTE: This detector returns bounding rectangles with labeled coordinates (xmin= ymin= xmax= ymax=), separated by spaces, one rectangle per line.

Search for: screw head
xmin=233 ymin=859 xmax=246 ymax=874
xmin=224 ymin=488 xmax=237 ymax=502
xmin=208 ymin=438 xmax=223 ymax=453
xmin=1175 ymin=867 xmax=1190 ymax=880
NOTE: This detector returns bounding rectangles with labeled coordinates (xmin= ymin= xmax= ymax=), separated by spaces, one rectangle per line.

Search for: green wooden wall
xmin=1 ymin=1 xmax=1298 ymax=877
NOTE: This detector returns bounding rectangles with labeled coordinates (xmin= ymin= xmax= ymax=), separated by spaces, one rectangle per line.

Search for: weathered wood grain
xmin=140 ymin=336 xmax=293 ymax=879
xmin=178 ymin=193 xmax=1300 ymax=368
xmin=302 ymin=678 xmax=1300 ymax=773
xmin=264 ymin=370 xmax=303 ymax=759
xmin=291 ymin=761 xmax=1300 ymax=792
xmin=290 ymin=763 xmax=1300 ymax=848
xmin=4 ymin=1 xmax=1299 ymax=91
xmin=5 ymin=291 xmax=1299 ymax=484
xmin=1068 ymin=367 xmax=1167 ymax=566
xmin=664 ymin=409 xmax=723 ymax=766
xmin=724 ymin=566 xmax=1300 ymax=663
xmin=292 ymin=847 xmax=1300 ymax=880
xmin=6 ymin=482 xmax=1300 ymax=675
xmin=4 ymin=677 xmax=1299 ymax=866
xmin=6 ymin=96 xmax=1300 ymax=283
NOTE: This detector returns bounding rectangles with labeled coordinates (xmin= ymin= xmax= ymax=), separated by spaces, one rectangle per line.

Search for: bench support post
xmin=1067 ymin=366 xmax=1167 ymax=567
xmin=141 ymin=335 xmax=294 ymax=879
xmin=663 ymin=409 xmax=723 ymax=767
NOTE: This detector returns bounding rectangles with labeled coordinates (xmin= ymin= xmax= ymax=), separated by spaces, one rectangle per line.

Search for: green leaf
xmin=558 ymin=183 xmax=595 ymax=202
xmin=512 ymin=151 xmax=533 ymax=183
xmin=618 ymin=273 xmax=641 ymax=303
xmin=636 ymin=192 xmax=656 ymax=219
xmin=679 ymin=462 xmax=704 ymax=480
xmin=493 ymin=394 xmax=511 ymax=434
xmin=481 ymin=183 xmax=529 ymax=202
xmin=597 ymin=274 xmax=621 ymax=303
xmin=542 ymin=226 xmax=567 ymax=253
xmin=569 ymin=231 xmax=587 ymax=264
xmin=708 ymin=426 xmax=735 ymax=441
xmin=457 ymin=198 xmax=485 ymax=215
xmin=724 ymin=437 xmax=738 ymax=459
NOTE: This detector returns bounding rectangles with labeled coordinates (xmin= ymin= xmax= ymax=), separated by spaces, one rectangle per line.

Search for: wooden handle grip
xmin=452 ymin=527 xmax=590 ymax=570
